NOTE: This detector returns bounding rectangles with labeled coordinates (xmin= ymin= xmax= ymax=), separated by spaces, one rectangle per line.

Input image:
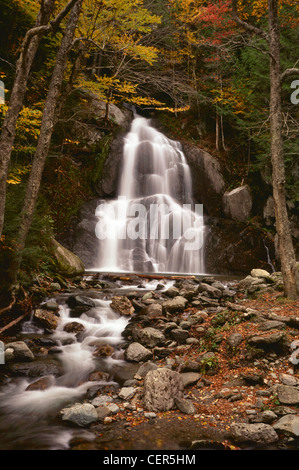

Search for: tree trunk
xmin=0 ymin=0 xmax=56 ymax=239
xmin=268 ymin=0 xmax=298 ymax=299
xmin=10 ymin=0 xmax=83 ymax=285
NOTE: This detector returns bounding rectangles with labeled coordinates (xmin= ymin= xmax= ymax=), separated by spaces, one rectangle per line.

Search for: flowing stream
xmin=94 ymin=116 xmax=206 ymax=274
xmin=0 ymin=292 xmax=131 ymax=450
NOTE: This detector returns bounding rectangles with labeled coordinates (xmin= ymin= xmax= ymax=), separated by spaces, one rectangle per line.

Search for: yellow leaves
xmin=7 ymin=164 xmax=32 ymax=185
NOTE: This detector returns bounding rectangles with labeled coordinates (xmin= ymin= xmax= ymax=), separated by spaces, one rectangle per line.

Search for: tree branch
xmin=21 ymin=0 xmax=80 ymax=55
xmin=231 ymin=0 xmax=268 ymax=40
xmin=281 ymin=68 xmax=299 ymax=82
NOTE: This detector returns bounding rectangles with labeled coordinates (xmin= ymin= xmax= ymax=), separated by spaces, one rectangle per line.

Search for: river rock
xmin=124 ymin=342 xmax=152 ymax=362
xmin=7 ymin=358 xmax=62 ymax=378
xmin=118 ymin=386 xmax=136 ymax=400
xmin=67 ymin=295 xmax=96 ymax=310
xmin=63 ymin=322 xmax=86 ymax=334
xmin=33 ymin=309 xmax=59 ymax=330
xmin=132 ymin=327 xmax=165 ymax=348
xmin=229 ymin=423 xmax=278 ymax=444
xmin=223 ymin=185 xmax=252 ymax=223
xmin=170 ymin=328 xmax=189 ymax=344
xmin=4 ymin=341 xmax=35 ymax=362
xmin=162 ymin=296 xmax=188 ymax=313
xmin=273 ymin=414 xmax=299 ymax=437
xmin=110 ymin=296 xmax=135 ymax=316
xmin=25 ymin=375 xmax=55 ymax=391
xmin=60 ymin=403 xmax=98 ymax=427
xmin=143 ymin=367 xmax=184 ymax=412
xmin=145 ymin=303 xmax=163 ymax=318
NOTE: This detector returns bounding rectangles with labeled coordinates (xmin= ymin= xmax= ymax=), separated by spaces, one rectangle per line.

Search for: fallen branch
xmin=0 ymin=311 xmax=29 ymax=335
xmin=0 ymin=296 xmax=16 ymax=316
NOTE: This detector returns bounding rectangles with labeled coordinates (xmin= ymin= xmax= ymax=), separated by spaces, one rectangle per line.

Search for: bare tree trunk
xmin=0 ymin=0 xmax=80 ymax=240
xmin=0 ymin=0 xmax=56 ymax=239
xmin=268 ymin=0 xmax=298 ymax=299
xmin=10 ymin=0 xmax=83 ymax=285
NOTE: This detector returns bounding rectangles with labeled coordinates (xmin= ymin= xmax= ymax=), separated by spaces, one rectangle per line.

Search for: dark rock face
xmin=182 ymin=143 xmax=226 ymax=217
xmin=204 ymin=217 xmax=277 ymax=275
xmin=94 ymin=132 xmax=126 ymax=198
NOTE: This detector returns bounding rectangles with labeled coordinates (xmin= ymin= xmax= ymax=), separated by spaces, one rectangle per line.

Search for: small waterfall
xmin=94 ymin=116 xmax=206 ymax=274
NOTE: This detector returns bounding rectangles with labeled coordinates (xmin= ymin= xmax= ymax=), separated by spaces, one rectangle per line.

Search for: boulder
xmin=251 ymin=268 xmax=271 ymax=278
xmin=52 ymin=239 xmax=85 ymax=276
xmin=33 ymin=309 xmax=59 ymax=330
xmin=110 ymin=296 xmax=135 ymax=316
xmin=223 ymin=185 xmax=252 ymax=223
xmin=132 ymin=327 xmax=165 ymax=348
xmin=276 ymin=385 xmax=299 ymax=405
xmin=60 ymin=403 xmax=98 ymax=427
xmin=162 ymin=296 xmax=188 ymax=313
xmin=4 ymin=341 xmax=34 ymax=362
xmin=273 ymin=414 xmax=299 ymax=437
xmin=229 ymin=423 xmax=278 ymax=444
xmin=143 ymin=368 xmax=184 ymax=412
xmin=124 ymin=342 xmax=152 ymax=362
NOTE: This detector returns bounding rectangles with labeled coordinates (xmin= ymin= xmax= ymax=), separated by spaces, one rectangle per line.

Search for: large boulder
xmin=143 ymin=367 xmax=184 ymax=412
xmin=223 ymin=185 xmax=252 ymax=223
xmin=52 ymin=239 xmax=85 ymax=276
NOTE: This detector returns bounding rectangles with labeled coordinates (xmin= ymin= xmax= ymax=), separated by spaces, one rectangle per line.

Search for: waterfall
xmin=94 ymin=116 xmax=206 ymax=274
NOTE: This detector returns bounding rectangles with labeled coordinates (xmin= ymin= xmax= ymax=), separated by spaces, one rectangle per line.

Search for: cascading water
xmin=0 ymin=295 xmax=130 ymax=450
xmin=94 ymin=116 xmax=206 ymax=274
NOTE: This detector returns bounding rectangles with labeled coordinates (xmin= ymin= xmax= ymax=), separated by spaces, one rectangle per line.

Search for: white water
xmin=94 ymin=116 xmax=206 ymax=274
xmin=0 ymin=297 xmax=129 ymax=450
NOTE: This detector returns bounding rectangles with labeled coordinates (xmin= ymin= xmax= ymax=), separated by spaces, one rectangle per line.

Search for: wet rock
xmin=164 ymin=287 xmax=180 ymax=298
xmin=88 ymin=370 xmax=110 ymax=382
xmin=25 ymin=376 xmax=55 ymax=391
xmin=33 ymin=309 xmax=59 ymax=330
xmin=60 ymin=403 xmax=98 ymax=427
xmin=143 ymin=368 xmax=184 ymax=412
xmin=229 ymin=423 xmax=278 ymax=445
xmin=92 ymin=344 xmax=114 ymax=357
xmin=67 ymin=295 xmax=96 ymax=310
xmin=4 ymin=341 xmax=35 ymax=362
xmin=110 ymin=296 xmax=135 ymax=316
xmin=7 ymin=358 xmax=62 ymax=378
xmin=63 ymin=322 xmax=86 ymax=334
xmin=132 ymin=327 xmax=165 ymax=348
xmin=124 ymin=342 xmax=152 ymax=362
xmin=197 ymin=283 xmax=222 ymax=298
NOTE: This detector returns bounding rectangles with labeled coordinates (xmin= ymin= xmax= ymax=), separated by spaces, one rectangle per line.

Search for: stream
xmin=0 ymin=279 xmax=175 ymax=450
